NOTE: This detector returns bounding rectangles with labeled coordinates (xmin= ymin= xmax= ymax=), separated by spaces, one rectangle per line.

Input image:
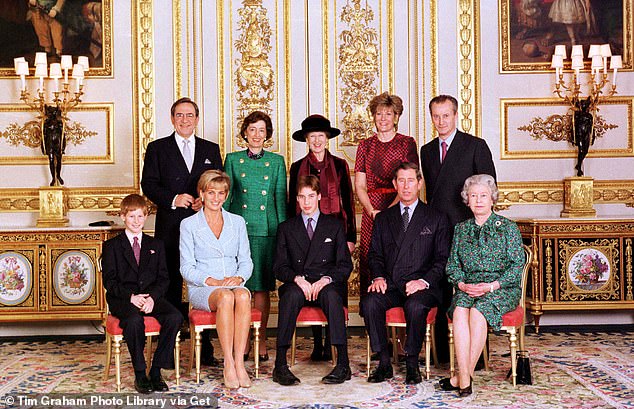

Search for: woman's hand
xmin=370 ymin=209 xmax=381 ymax=219
xmin=460 ymin=282 xmax=491 ymax=298
xmin=222 ymin=276 xmax=244 ymax=287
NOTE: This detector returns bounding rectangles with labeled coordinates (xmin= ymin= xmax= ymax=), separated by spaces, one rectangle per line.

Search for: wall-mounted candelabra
xmin=550 ymin=44 xmax=622 ymax=218
xmin=13 ymin=53 xmax=88 ymax=227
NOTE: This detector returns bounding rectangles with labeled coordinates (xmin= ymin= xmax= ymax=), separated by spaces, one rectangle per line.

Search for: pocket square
xmin=150 ymin=249 xmax=156 ymax=254
xmin=419 ymin=227 xmax=433 ymax=235
xmin=204 ymin=159 xmax=212 ymax=164
xmin=324 ymin=238 xmax=333 ymax=243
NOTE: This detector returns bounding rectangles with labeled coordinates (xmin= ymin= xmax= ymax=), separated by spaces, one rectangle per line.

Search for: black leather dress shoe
xmin=367 ymin=365 xmax=393 ymax=383
xmin=134 ymin=376 xmax=153 ymax=394
xmin=272 ymin=366 xmax=301 ymax=386
xmin=321 ymin=364 xmax=352 ymax=384
xmin=438 ymin=377 xmax=460 ymax=391
xmin=405 ymin=364 xmax=422 ymax=385
xmin=150 ymin=376 xmax=169 ymax=392
xmin=259 ymin=353 xmax=269 ymax=362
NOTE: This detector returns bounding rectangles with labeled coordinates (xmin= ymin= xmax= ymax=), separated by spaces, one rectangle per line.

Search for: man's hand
xmin=405 ymin=279 xmax=427 ymax=296
xmin=347 ymin=242 xmax=355 ymax=254
xmin=130 ymin=293 xmax=150 ymax=310
xmin=191 ymin=197 xmax=203 ymax=212
xmin=370 ymin=209 xmax=381 ymax=219
xmin=368 ymin=277 xmax=387 ymax=294
xmin=294 ymin=275 xmax=312 ymax=300
xmin=140 ymin=296 xmax=155 ymax=313
xmin=309 ymin=277 xmax=331 ymax=301
xmin=174 ymin=193 xmax=195 ymax=208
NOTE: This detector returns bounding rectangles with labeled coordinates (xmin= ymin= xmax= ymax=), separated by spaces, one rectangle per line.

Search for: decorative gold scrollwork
xmin=234 ymin=0 xmax=275 ymax=148
xmin=337 ymin=0 xmax=379 ymax=146
xmin=518 ymin=113 xmax=617 ymax=143
xmin=1 ymin=120 xmax=96 ymax=149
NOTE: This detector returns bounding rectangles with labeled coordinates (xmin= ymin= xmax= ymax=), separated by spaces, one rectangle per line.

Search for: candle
xmin=571 ymin=45 xmax=583 ymax=57
xmin=34 ymin=64 xmax=47 ymax=92
xmin=61 ymin=55 xmax=72 ymax=83
xmin=13 ymin=57 xmax=26 ymax=75
xmin=554 ymin=45 xmax=567 ymax=58
xmin=17 ymin=61 xmax=29 ymax=91
xmin=49 ymin=63 xmax=62 ymax=93
xmin=610 ymin=55 xmax=622 ymax=87
xmin=588 ymin=44 xmax=600 ymax=58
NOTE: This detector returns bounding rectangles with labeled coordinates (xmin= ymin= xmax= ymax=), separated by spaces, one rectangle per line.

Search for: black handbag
xmin=508 ymin=350 xmax=532 ymax=385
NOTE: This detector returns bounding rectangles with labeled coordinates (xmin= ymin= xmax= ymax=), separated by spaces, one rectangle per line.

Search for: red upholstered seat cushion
xmin=105 ymin=315 xmax=161 ymax=335
xmin=189 ymin=308 xmax=262 ymax=327
xmin=501 ymin=306 xmax=524 ymax=327
xmin=386 ymin=306 xmax=437 ymax=325
xmin=296 ymin=306 xmax=349 ymax=323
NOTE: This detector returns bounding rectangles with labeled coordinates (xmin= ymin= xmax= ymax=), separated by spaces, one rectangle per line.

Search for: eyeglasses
xmin=174 ymin=113 xmax=195 ymax=119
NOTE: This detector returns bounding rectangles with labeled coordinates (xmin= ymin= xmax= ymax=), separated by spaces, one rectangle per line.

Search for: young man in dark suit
xmin=419 ymin=94 xmax=497 ymax=363
xmin=362 ymin=162 xmax=450 ymax=385
xmin=102 ymin=194 xmax=183 ymax=393
xmin=272 ymin=175 xmax=353 ymax=386
xmin=141 ymin=97 xmax=222 ymax=366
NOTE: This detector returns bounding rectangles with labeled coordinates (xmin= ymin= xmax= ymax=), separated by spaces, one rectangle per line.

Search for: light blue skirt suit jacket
xmin=179 ymin=208 xmax=253 ymax=311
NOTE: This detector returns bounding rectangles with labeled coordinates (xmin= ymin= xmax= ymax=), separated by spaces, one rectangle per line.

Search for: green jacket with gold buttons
xmin=224 ymin=150 xmax=287 ymax=237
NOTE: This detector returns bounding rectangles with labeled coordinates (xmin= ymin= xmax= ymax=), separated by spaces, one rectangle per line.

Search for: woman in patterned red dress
xmin=354 ymin=93 xmax=419 ymax=298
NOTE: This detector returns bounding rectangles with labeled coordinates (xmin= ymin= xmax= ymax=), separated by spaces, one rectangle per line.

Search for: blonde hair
xmin=197 ymin=170 xmax=230 ymax=194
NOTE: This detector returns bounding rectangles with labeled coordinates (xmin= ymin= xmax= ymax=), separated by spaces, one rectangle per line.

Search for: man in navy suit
xmin=272 ymin=175 xmax=353 ymax=386
xmin=362 ymin=162 xmax=450 ymax=385
xmin=102 ymin=194 xmax=183 ymax=393
xmin=419 ymin=94 xmax=497 ymax=363
xmin=141 ymin=97 xmax=222 ymax=365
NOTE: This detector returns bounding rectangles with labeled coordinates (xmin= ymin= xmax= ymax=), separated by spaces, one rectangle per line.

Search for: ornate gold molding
xmin=173 ymin=0 xmax=183 ymax=98
xmin=518 ymin=114 xmax=617 ymax=143
xmin=457 ymin=0 xmax=481 ymax=136
xmin=0 ymin=188 xmax=135 ymax=212
xmin=498 ymin=180 xmax=634 ymax=206
xmin=133 ymin=1 xmax=154 ymax=177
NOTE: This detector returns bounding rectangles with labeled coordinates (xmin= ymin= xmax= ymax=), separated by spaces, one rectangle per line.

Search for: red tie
xmin=441 ymin=141 xmax=447 ymax=163
xmin=133 ymin=236 xmax=140 ymax=265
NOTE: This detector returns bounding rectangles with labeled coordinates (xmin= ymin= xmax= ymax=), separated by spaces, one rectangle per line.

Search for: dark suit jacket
xmin=102 ymin=233 xmax=169 ymax=315
xmin=368 ymin=200 xmax=450 ymax=303
xmin=273 ymin=214 xmax=353 ymax=297
xmin=420 ymin=130 xmax=496 ymax=226
xmin=141 ymin=133 xmax=222 ymax=251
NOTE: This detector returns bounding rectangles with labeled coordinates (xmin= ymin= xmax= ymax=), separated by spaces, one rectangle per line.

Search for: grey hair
xmin=461 ymin=174 xmax=498 ymax=205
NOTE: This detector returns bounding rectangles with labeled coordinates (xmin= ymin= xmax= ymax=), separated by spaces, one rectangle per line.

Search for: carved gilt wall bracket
xmin=518 ymin=113 xmax=618 ymax=143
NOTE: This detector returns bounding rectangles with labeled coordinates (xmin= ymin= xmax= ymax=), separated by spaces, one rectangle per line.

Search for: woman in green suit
xmin=224 ymin=111 xmax=287 ymax=360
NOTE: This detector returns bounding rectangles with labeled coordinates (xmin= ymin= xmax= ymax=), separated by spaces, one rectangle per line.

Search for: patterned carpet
xmin=0 ymin=330 xmax=633 ymax=408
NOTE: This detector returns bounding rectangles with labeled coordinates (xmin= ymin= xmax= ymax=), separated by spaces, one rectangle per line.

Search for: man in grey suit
xmin=272 ymin=175 xmax=353 ymax=386
xmin=141 ymin=97 xmax=223 ymax=365
xmin=419 ymin=94 xmax=497 ymax=364
xmin=362 ymin=162 xmax=450 ymax=385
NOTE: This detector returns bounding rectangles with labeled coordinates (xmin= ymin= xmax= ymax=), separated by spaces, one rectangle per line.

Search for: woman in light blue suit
xmin=180 ymin=170 xmax=253 ymax=389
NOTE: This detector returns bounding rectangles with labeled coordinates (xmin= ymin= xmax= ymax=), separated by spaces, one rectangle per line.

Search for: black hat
xmin=292 ymin=114 xmax=341 ymax=142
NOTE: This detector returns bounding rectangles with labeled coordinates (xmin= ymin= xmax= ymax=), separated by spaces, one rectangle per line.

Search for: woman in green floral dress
xmin=439 ymin=174 xmax=524 ymax=397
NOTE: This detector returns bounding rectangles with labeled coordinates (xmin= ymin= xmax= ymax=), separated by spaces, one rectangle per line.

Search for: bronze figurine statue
xmin=41 ymin=104 xmax=66 ymax=186
xmin=572 ymin=97 xmax=595 ymax=177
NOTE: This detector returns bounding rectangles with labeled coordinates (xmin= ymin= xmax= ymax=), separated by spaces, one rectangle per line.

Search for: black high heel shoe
xmin=458 ymin=379 xmax=473 ymax=397
xmin=438 ymin=377 xmax=460 ymax=391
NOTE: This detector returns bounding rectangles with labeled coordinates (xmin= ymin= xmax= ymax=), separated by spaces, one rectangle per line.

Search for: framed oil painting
xmin=0 ymin=0 xmax=112 ymax=77
xmin=500 ymin=0 xmax=633 ymax=72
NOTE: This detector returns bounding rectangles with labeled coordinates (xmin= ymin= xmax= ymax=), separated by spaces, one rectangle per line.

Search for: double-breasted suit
xmin=141 ymin=133 xmax=222 ymax=307
xmin=273 ymin=213 xmax=353 ymax=348
xmin=420 ymin=130 xmax=496 ymax=227
xmin=102 ymin=233 xmax=183 ymax=371
xmin=362 ymin=201 xmax=450 ymax=357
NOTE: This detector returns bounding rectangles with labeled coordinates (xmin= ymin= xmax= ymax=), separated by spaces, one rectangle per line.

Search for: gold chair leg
xmin=103 ymin=333 xmax=112 ymax=381
xmin=195 ymin=330 xmax=202 ymax=384
xmin=390 ymin=327 xmax=398 ymax=363
xmin=174 ymin=331 xmax=180 ymax=386
xmin=430 ymin=324 xmax=439 ymax=369
xmin=483 ymin=336 xmax=491 ymax=371
xmin=290 ymin=329 xmax=297 ymax=367
xmin=254 ymin=323 xmax=260 ymax=379
xmin=425 ymin=324 xmax=431 ymax=379
xmin=509 ymin=329 xmax=518 ymax=387
xmin=188 ymin=323 xmax=195 ymax=374
xmin=449 ymin=323 xmax=455 ymax=378
xmin=114 ymin=336 xmax=122 ymax=392
xmin=366 ymin=333 xmax=371 ymax=378
xmin=145 ymin=335 xmax=153 ymax=369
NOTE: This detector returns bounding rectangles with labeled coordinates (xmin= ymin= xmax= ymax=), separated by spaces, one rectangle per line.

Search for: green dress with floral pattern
xmin=446 ymin=212 xmax=524 ymax=330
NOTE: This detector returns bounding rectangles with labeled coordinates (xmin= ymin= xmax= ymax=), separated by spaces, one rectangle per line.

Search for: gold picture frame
xmin=0 ymin=0 xmax=113 ymax=77
xmin=499 ymin=0 xmax=633 ymax=73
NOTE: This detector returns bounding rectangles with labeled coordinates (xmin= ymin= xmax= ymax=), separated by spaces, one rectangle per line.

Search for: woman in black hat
xmin=288 ymin=114 xmax=356 ymax=361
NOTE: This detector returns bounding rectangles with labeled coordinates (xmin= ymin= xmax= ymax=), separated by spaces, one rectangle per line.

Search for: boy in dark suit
xmin=102 ymin=194 xmax=183 ymax=394
xmin=272 ymin=175 xmax=353 ymax=386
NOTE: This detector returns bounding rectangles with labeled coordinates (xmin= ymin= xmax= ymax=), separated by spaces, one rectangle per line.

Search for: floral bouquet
xmin=572 ymin=251 xmax=608 ymax=284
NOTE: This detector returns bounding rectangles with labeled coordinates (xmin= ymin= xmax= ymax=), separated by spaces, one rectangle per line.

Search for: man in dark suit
xmin=362 ymin=162 xmax=450 ymax=385
xmin=141 ymin=97 xmax=222 ymax=365
xmin=272 ymin=175 xmax=353 ymax=386
xmin=419 ymin=94 xmax=497 ymax=363
xmin=102 ymin=194 xmax=183 ymax=394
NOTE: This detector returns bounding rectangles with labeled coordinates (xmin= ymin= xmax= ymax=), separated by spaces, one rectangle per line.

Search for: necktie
xmin=307 ymin=217 xmax=314 ymax=240
xmin=183 ymin=139 xmax=193 ymax=171
xmin=441 ymin=141 xmax=447 ymax=163
xmin=132 ymin=236 xmax=141 ymax=265
xmin=402 ymin=207 xmax=410 ymax=232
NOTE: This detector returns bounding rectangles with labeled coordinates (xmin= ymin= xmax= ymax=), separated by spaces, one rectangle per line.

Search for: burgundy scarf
xmin=297 ymin=150 xmax=341 ymax=217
